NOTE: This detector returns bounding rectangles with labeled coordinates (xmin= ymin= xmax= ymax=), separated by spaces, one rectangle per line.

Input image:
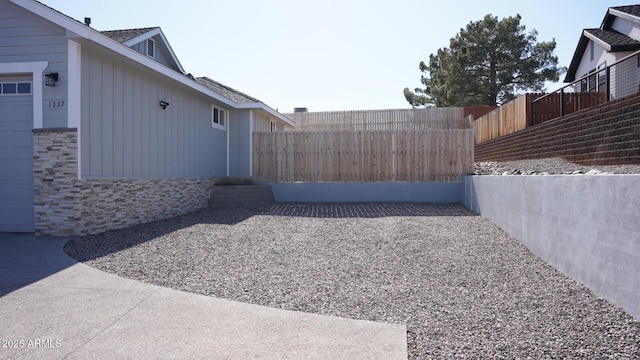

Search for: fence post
xmin=560 ymin=88 xmax=564 ymax=117
xmin=530 ymin=94 xmax=536 ymax=127
xmin=606 ymin=66 xmax=611 ymax=102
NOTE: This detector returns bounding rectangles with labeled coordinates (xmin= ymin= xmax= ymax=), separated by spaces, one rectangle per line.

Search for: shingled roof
xmin=196 ymin=77 xmax=260 ymax=104
xmin=101 ymin=27 xmax=159 ymax=43
xmin=565 ymin=5 xmax=640 ymax=82
xmin=603 ymin=5 xmax=640 ymax=28
xmin=584 ymin=28 xmax=640 ymax=51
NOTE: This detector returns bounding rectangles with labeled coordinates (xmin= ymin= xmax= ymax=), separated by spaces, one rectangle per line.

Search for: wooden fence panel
xmin=284 ymin=108 xmax=468 ymax=131
xmin=531 ymin=92 xmax=606 ymax=125
xmin=470 ymin=95 xmax=530 ymax=144
xmin=253 ymin=130 xmax=473 ymax=182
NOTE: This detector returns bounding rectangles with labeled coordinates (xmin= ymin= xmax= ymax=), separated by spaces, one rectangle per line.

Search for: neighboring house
xmin=565 ymin=5 xmax=640 ymax=99
xmin=0 ymin=0 xmax=294 ymax=235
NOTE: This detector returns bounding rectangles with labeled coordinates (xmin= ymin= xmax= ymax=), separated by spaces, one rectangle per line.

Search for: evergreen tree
xmin=405 ymin=14 xmax=564 ymax=107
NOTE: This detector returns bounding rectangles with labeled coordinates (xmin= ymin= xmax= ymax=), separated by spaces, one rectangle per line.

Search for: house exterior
xmin=0 ymin=0 xmax=294 ymax=235
xmin=565 ymin=5 xmax=640 ymax=99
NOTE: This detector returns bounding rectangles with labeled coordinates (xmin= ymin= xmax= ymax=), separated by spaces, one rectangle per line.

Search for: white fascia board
xmin=609 ymin=8 xmax=640 ymax=26
xmin=235 ymin=102 xmax=296 ymax=127
xmin=11 ymin=0 xmax=238 ymax=109
xmin=123 ymin=28 xmax=186 ymax=74
xmin=583 ymin=30 xmax=612 ymax=52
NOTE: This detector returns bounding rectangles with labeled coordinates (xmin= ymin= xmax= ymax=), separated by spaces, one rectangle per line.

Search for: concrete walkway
xmin=0 ymin=233 xmax=407 ymax=359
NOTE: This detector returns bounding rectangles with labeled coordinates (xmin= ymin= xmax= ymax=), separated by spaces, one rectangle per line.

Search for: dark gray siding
xmin=80 ymin=46 xmax=226 ymax=179
xmin=0 ymin=1 xmax=68 ymax=128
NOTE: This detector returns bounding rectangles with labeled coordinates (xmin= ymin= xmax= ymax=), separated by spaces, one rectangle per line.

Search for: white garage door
xmin=0 ymin=80 xmax=34 ymax=232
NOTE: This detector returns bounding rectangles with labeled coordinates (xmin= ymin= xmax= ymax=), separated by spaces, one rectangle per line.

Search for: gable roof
xmin=101 ymin=27 xmax=158 ymax=43
xmin=584 ymin=28 xmax=640 ymax=51
xmin=565 ymin=5 xmax=640 ymax=82
xmin=101 ymin=26 xmax=185 ymax=74
xmin=10 ymin=0 xmax=294 ymax=126
xmin=603 ymin=5 xmax=640 ymax=28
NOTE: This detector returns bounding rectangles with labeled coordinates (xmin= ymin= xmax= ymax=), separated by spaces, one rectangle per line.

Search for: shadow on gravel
xmin=65 ymin=202 xmax=476 ymax=263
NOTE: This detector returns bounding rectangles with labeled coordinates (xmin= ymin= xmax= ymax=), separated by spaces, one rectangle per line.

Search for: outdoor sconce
xmin=159 ymin=100 xmax=170 ymax=109
xmin=44 ymin=73 xmax=58 ymax=87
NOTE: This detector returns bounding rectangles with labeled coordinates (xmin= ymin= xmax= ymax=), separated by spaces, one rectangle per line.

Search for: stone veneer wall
xmin=34 ymin=129 xmax=81 ymax=236
xmin=34 ymin=129 xmax=213 ymax=236
xmin=75 ymin=178 xmax=212 ymax=235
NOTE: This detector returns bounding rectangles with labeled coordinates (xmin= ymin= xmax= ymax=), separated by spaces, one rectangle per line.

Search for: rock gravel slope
xmin=474 ymin=157 xmax=640 ymax=175
xmin=65 ymin=203 xmax=640 ymax=359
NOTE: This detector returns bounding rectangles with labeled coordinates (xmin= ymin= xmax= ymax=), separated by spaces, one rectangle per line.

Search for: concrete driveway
xmin=0 ymin=233 xmax=407 ymax=359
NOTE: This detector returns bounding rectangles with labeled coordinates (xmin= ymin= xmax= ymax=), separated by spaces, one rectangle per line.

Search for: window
xmin=146 ymin=38 xmax=155 ymax=58
xmin=590 ymin=41 xmax=594 ymax=62
xmin=597 ymin=63 xmax=606 ymax=92
xmin=0 ymin=82 xmax=31 ymax=95
xmin=270 ymin=119 xmax=276 ymax=132
xmin=211 ymin=106 xmax=226 ymax=130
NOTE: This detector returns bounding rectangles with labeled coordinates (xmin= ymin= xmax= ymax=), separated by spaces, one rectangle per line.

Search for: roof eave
xmin=608 ymin=8 xmax=640 ymax=27
xmin=236 ymin=102 xmax=296 ymax=127
xmin=564 ymin=31 xmax=590 ymax=83
xmin=610 ymin=44 xmax=640 ymax=52
xmin=10 ymin=0 xmax=239 ymax=108
xmin=583 ymin=30 xmax=613 ymax=51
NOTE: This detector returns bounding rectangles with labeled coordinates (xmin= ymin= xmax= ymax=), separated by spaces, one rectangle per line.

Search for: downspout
xmin=249 ymin=110 xmax=254 ymax=177
xmin=226 ymin=111 xmax=230 ymax=177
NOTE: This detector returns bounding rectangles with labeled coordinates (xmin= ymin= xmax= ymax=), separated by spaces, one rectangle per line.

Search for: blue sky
xmin=42 ymin=0 xmax=639 ymax=112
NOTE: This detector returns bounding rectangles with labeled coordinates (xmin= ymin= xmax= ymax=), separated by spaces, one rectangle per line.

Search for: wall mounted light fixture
xmin=159 ymin=100 xmax=170 ymax=109
xmin=44 ymin=73 xmax=58 ymax=87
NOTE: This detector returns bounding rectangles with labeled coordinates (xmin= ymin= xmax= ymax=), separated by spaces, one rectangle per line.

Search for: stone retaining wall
xmin=474 ymin=94 xmax=640 ymax=165
xmin=34 ymin=129 xmax=213 ymax=236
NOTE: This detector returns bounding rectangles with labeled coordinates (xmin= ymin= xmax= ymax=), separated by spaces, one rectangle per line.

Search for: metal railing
xmin=531 ymin=49 xmax=640 ymax=125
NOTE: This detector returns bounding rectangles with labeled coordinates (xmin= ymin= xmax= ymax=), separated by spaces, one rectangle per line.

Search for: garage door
xmin=0 ymin=81 xmax=34 ymax=232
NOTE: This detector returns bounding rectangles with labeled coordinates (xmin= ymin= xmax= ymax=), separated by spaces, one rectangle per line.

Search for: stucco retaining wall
xmin=34 ymin=129 xmax=212 ymax=236
xmin=267 ymin=182 xmax=463 ymax=203
xmin=463 ymin=175 xmax=640 ymax=320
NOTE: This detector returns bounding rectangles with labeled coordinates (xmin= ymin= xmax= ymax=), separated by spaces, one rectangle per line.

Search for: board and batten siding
xmin=80 ymin=46 xmax=226 ymax=179
xmin=253 ymin=111 xmax=271 ymax=132
xmin=253 ymin=110 xmax=290 ymax=132
xmin=0 ymin=0 xmax=68 ymax=128
xmin=228 ymin=109 xmax=252 ymax=178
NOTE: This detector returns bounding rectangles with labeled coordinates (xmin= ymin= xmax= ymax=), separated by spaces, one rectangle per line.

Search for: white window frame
xmin=270 ymin=119 xmax=277 ymax=132
xmin=146 ymin=38 xmax=155 ymax=58
xmin=211 ymin=105 xmax=227 ymax=131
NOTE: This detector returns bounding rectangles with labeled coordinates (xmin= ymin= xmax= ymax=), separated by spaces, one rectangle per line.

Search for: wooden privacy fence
xmin=253 ymin=130 xmax=474 ymax=182
xmin=470 ymin=92 xmax=607 ymax=144
xmin=470 ymin=95 xmax=530 ymax=144
xmin=284 ymin=108 xmax=469 ymax=131
xmin=531 ymin=92 xmax=606 ymax=125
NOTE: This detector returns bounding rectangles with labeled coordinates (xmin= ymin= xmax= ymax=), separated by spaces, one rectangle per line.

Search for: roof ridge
xmin=100 ymin=26 xmax=160 ymax=33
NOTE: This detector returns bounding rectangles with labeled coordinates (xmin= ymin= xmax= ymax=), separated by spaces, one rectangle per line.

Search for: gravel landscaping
xmin=475 ymin=157 xmax=640 ymax=175
xmin=64 ymin=203 xmax=640 ymax=359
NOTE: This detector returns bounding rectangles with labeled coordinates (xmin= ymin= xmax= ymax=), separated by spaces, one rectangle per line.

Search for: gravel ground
xmin=64 ymin=203 xmax=640 ymax=359
xmin=475 ymin=157 xmax=640 ymax=175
